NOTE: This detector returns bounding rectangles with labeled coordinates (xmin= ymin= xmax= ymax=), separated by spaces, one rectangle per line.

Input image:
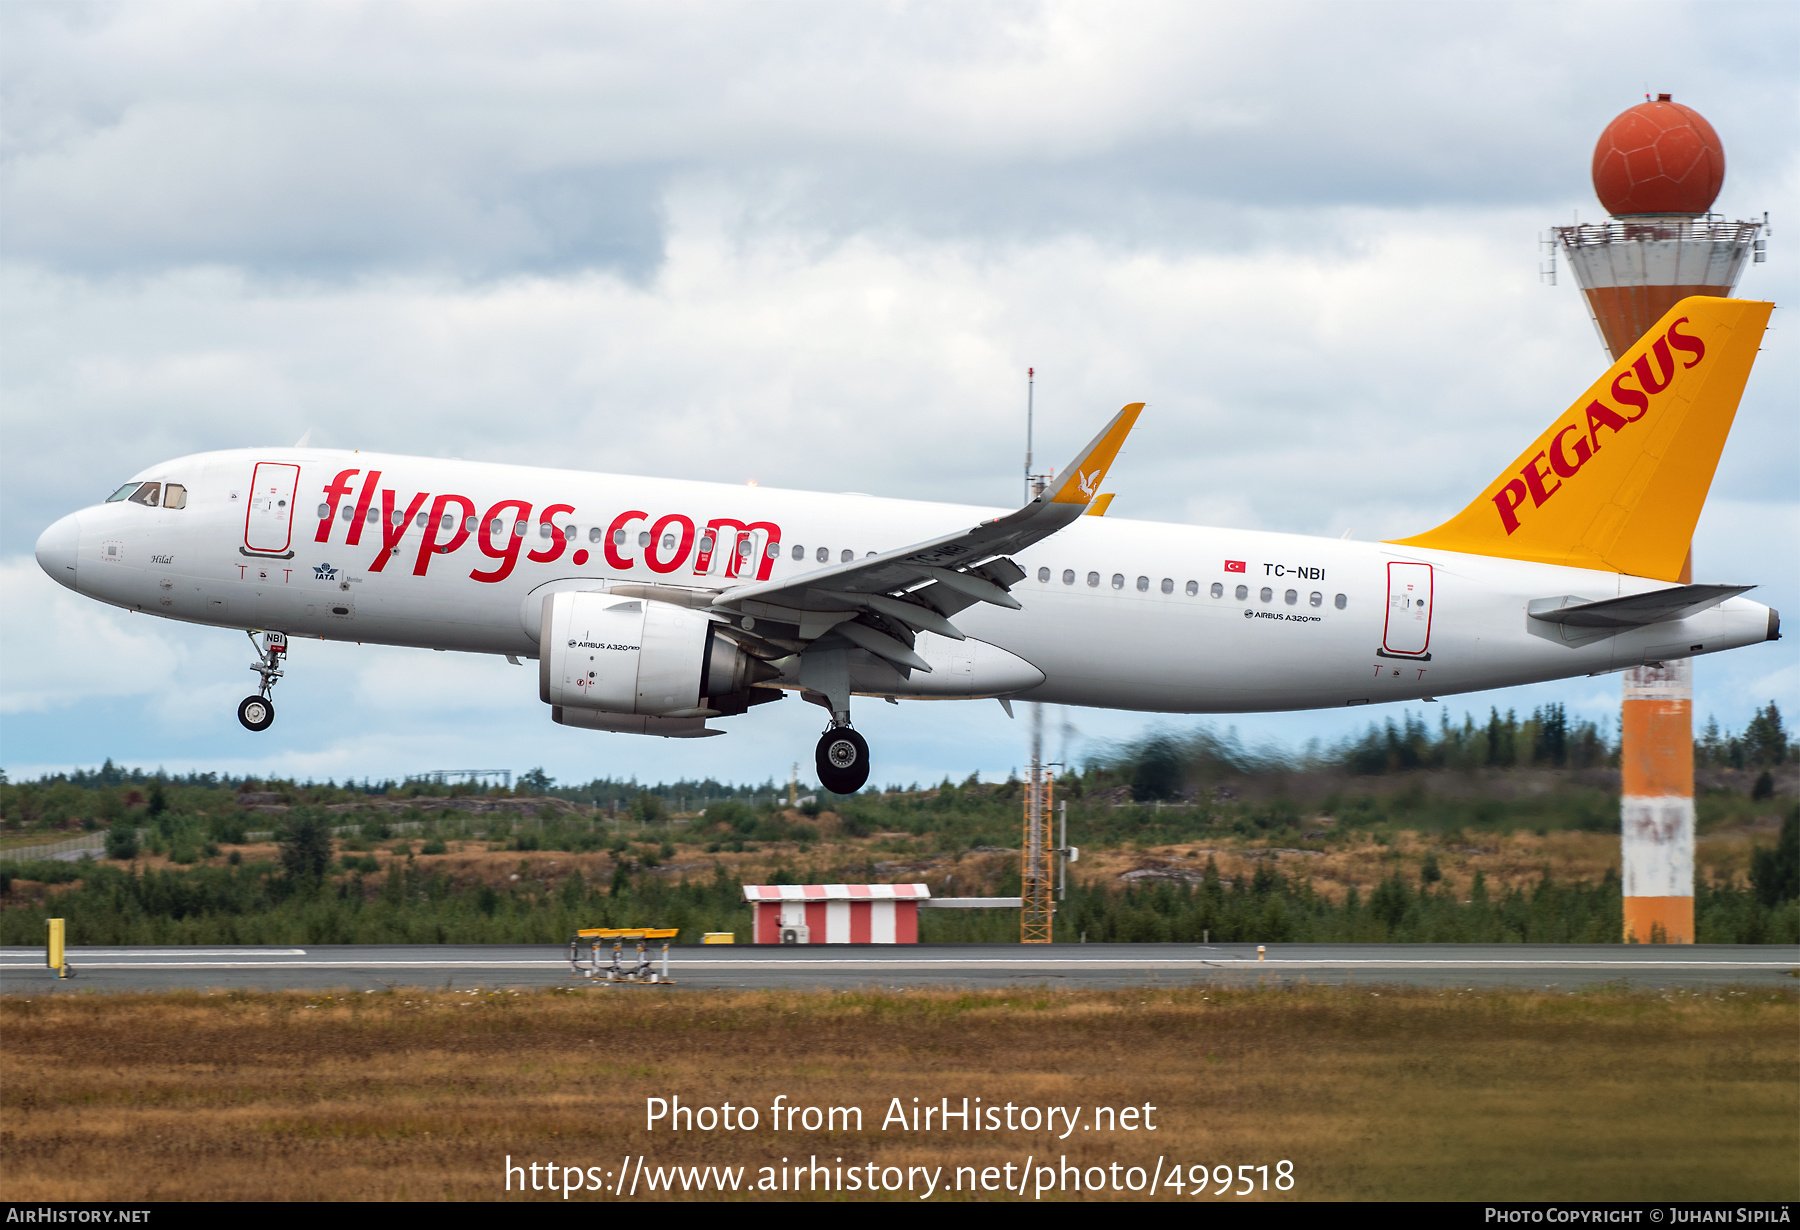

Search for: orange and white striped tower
xmin=1548 ymin=95 xmax=1764 ymax=943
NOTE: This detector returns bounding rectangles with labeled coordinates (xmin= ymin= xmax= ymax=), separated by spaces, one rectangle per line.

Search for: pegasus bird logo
xmin=1076 ymin=469 xmax=1100 ymax=499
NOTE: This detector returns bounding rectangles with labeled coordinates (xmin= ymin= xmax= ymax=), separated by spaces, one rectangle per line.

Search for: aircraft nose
xmin=36 ymin=512 xmax=81 ymax=592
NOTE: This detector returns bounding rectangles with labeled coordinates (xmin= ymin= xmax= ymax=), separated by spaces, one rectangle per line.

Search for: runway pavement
xmin=3 ymin=942 xmax=1795 ymax=993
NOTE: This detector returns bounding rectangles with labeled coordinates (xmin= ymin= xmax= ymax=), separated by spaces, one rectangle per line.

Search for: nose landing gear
xmin=815 ymin=725 xmax=870 ymax=795
xmin=237 ymin=630 xmax=286 ymax=732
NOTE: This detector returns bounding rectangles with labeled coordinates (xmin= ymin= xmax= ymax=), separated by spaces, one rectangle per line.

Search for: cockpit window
xmin=105 ymin=483 xmax=139 ymax=503
xmin=163 ymin=483 xmax=187 ymax=510
xmin=126 ymin=482 xmax=161 ymax=508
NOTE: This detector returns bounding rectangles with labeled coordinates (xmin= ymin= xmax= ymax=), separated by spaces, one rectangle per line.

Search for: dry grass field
xmin=33 ymin=818 xmax=1772 ymax=904
xmin=2 ymin=983 xmax=1793 ymax=1202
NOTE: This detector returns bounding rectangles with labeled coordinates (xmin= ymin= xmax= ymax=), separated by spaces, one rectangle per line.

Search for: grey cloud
xmin=5 ymin=2 xmax=1794 ymax=280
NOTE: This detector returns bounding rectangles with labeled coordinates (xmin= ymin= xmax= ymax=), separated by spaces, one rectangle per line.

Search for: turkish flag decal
xmin=1224 ymin=560 xmax=1246 ymax=573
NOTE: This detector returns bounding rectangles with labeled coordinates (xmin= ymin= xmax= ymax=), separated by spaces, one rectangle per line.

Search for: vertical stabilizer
xmin=1391 ymin=297 xmax=1771 ymax=582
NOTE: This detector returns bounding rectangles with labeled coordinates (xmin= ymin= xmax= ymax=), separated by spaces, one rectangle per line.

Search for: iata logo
xmin=1492 ymin=317 xmax=1705 ymax=535
xmin=313 ymin=563 xmax=339 ymax=580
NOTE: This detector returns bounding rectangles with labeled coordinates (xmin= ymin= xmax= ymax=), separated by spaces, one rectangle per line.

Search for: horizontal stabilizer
xmin=1527 ymin=584 xmax=1753 ymax=629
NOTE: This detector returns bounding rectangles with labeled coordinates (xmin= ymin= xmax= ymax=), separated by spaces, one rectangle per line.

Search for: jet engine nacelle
xmin=539 ymin=591 xmax=772 ymax=717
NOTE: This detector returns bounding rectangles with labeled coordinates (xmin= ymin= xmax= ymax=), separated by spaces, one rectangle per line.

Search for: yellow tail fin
xmin=1391 ymin=296 xmax=1772 ymax=582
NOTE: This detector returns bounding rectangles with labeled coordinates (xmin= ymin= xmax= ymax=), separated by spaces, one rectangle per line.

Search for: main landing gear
xmin=815 ymin=725 xmax=870 ymax=795
xmin=238 ymin=630 xmax=286 ymax=733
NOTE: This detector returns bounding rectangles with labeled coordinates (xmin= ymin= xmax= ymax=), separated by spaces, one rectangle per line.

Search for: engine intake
xmin=539 ymin=591 xmax=775 ymax=717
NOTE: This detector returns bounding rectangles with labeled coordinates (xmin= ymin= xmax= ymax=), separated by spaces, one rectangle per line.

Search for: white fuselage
xmin=37 ymin=448 xmax=1777 ymax=716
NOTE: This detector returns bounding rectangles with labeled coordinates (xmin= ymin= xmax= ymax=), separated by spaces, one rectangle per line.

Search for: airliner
xmin=34 ymin=297 xmax=1779 ymax=792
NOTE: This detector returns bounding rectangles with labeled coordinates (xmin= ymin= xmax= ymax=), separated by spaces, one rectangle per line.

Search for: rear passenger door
xmin=1382 ymin=561 xmax=1433 ymax=656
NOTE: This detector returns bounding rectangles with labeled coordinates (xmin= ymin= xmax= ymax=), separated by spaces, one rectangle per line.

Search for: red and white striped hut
xmin=743 ymin=883 xmax=931 ymax=944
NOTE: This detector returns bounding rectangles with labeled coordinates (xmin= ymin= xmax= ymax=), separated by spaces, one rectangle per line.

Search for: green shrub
xmin=104 ymin=822 xmax=139 ymax=860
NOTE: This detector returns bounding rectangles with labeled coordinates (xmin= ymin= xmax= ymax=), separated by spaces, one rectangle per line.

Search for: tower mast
xmin=1549 ymin=94 xmax=1765 ymax=944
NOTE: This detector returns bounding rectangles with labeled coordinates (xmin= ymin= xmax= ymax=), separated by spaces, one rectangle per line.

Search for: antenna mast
xmin=1021 ymin=701 xmax=1054 ymax=943
xmin=1024 ymin=367 xmax=1052 ymax=501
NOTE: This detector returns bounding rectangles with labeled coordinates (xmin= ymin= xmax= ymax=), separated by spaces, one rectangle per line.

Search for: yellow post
xmin=47 ymin=918 xmax=67 ymax=978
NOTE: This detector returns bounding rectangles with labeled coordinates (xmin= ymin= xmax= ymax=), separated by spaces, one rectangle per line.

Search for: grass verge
xmin=2 ymin=982 xmax=1794 ymax=1201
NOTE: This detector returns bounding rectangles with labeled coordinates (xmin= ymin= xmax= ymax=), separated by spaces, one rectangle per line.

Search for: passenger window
xmin=1161 ymin=578 xmax=1174 ymax=594
xmin=817 ymin=547 xmax=829 ymax=563
xmin=589 ymin=526 xmax=603 ymax=543
xmin=1310 ymin=591 xmax=1323 ymax=607
xmin=612 ymin=528 xmax=627 ymax=545
xmin=1209 ymin=582 xmax=1223 ymax=598
xmin=1136 ymin=576 xmax=1149 ymax=592
xmin=342 ymin=505 xmax=354 ymax=522
xmin=1259 ymin=587 xmax=1272 ymax=602
xmin=517 ymin=521 xmax=530 ymax=539
xmin=1037 ymin=567 xmax=1051 ymax=582
xmin=368 ymin=508 xmax=379 ymax=524
xmin=1235 ymin=584 xmax=1248 ymax=600
xmin=128 ymin=482 xmax=161 ymax=507
xmin=1185 ymin=580 xmax=1198 ymax=596
xmin=1063 ymin=569 xmax=1075 ymax=585
xmin=769 ymin=542 xmax=781 ymax=560
xmin=415 ymin=512 xmax=428 ymax=528
xmin=470 ymin=517 xmax=481 ymax=533
xmin=317 ymin=503 xmax=329 ymax=519
xmin=163 ymin=484 xmax=187 ymax=510
xmin=841 ymin=549 xmax=853 ymax=563
xmin=390 ymin=510 xmax=404 ymax=527
xmin=637 ymin=530 xmax=650 ymax=547
xmin=1285 ymin=589 xmax=1297 ymax=605
xmin=1111 ymin=574 xmax=1124 ymax=590
xmin=444 ymin=514 xmax=457 ymax=532
xmin=1335 ymin=593 xmax=1347 ymax=610
xmin=1087 ymin=571 xmax=1100 ymax=587
xmin=105 ymin=483 xmax=139 ymax=503
xmin=792 ymin=544 xmax=804 ymax=561
xmin=565 ymin=525 xmax=577 ymax=541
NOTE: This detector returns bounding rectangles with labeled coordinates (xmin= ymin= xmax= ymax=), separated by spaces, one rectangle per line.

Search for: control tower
xmin=1549 ymin=95 xmax=1765 ymax=944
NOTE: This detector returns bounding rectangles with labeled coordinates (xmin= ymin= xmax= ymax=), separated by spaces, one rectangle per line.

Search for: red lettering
xmin=1666 ymin=316 xmax=1705 ymax=368
xmin=1583 ymin=398 xmax=1629 ymax=450
xmin=1492 ymin=478 xmax=1529 ymax=534
xmin=1549 ymin=424 xmax=1592 ymax=479
xmin=1610 ymin=370 xmax=1650 ymax=421
xmin=316 ymin=469 xmax=359 ymax=543
xmin=471 ymin=499 xmax=532 ymax=584
xmin=604 ymin=510 xmax=646 ymax=571
xmin=368 ymin=490 xmax=430 ymax=572
xmin=1631 ymin=337 xmax=1676 ymax=395
xmin=1519 ymin=451 xmax=1561 ymax=508
xmin=528 ymin=503 xmax=576 ymax=564
xmin=694 ymin=518 xmax=782 ymax=580
xmin=645 ymin=513 xmax=696 ymax=574
xmin=344 ymin=470 xmax=382 ymax=546
xmin=413 ymin=494 xmax=475 ymax=576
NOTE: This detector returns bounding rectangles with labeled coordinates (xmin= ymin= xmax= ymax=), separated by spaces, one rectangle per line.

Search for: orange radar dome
xmin=1592 ymin=94 xmax=1725 ymax=217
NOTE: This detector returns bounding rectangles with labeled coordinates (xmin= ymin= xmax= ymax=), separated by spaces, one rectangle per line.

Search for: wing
xmin=610 ymin=402 xmax=1143 ymax=674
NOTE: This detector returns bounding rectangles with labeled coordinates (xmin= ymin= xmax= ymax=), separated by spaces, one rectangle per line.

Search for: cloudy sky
xmin=3 ymin=1 xmax=1795 ymax=791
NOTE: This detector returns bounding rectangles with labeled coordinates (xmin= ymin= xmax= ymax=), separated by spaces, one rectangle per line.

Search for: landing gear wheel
xmin=237 ymin=695 xmax=275 ymax=732
xmin=816 ymin=727 xmax=870 ymax=795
